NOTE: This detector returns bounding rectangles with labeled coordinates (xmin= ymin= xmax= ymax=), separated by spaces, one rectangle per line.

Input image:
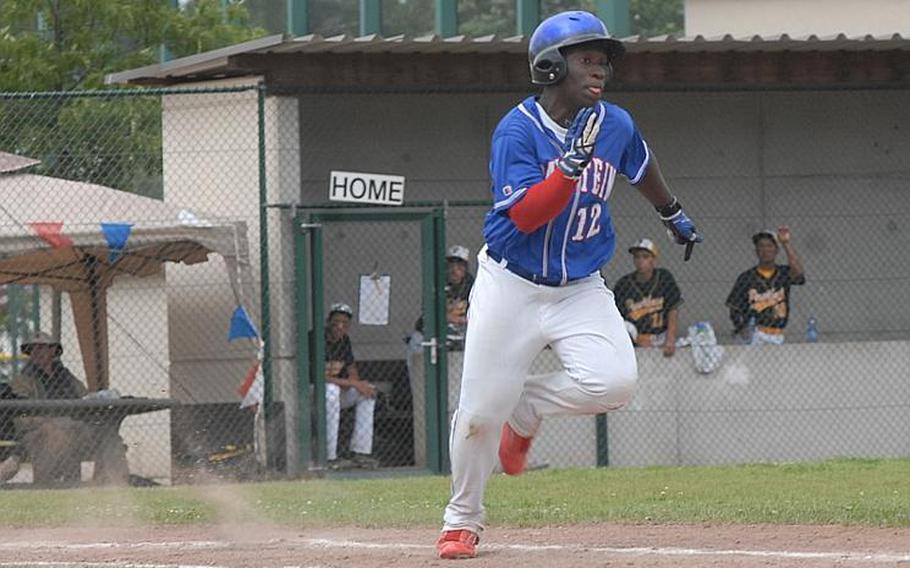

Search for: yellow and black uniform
xmin=726 ymin=264 xmax=806 ymax=335
xmin=445 ymin=272 xmax=474 ymax=328
xmin=325 ymin=332 xmax=355 ymax=380
xmin=613 ymin=268 xmax=682 ymax=342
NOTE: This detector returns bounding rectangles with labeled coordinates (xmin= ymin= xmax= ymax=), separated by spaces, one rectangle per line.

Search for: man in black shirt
xmin=325 ymin=303 xmax=377 ymax=469
xmin=726 ymin=227 xmax=806 ymax=345
xmin=613 ymin=239 xmax=683 ymax=357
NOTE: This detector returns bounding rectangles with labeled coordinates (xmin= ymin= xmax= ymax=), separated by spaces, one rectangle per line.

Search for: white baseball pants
xmin=443 ymin=249 xmax=638 ymax=532
xmin=325 ymin=383 xmax=375 ymax=461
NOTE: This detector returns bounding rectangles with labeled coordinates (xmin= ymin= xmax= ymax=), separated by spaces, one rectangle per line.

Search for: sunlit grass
xmin=0 ymin=458 xmax=907 ymax=528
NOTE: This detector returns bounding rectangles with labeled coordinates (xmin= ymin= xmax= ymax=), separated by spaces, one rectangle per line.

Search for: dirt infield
xmin=1 ymin=523 xmax=909 ymax=567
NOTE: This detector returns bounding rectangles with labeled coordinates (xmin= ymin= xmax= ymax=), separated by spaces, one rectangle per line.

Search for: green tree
xmin=630 ymin=0 xmax=683 ymax=37
xmin=0 ymin=0 xmax=265 ymax=197
xmin=0 ymin=0 xmax=264 ymax=91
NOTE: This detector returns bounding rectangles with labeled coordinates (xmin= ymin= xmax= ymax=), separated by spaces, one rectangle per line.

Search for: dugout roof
xmin=106 ymin=32 xmax=910 ymax=89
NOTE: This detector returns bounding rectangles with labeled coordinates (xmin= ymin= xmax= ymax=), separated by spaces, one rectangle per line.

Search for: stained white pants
xmin=443 ymin=249 xmax=638 ymax=532
xmin=325 ymin=383 xmax=375 ymax=461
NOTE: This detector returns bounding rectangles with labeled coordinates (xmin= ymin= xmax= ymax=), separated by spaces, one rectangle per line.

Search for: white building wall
xmin=162 ymin=80 xmax=262 ymax=404
xmin=685 ymin=0 xmax=910 ymax=36
xmin=161 ymin=79 xmax=302 ymax=471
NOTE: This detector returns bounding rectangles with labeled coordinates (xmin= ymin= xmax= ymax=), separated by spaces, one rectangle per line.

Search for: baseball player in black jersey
xmin=613 ymin=238 xmax=683 ymax=357
xmin=726 ymin=226 xmax=806 ymax=345
xmin=324 ymin=303 xmax=378 ymax=469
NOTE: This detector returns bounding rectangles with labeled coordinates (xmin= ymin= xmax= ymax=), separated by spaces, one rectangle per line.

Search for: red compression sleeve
xmin=508 ymin=170 xmax=577 ymax=233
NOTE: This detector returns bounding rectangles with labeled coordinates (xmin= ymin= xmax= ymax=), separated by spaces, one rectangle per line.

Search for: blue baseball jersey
xmin=483 ymin=96 xmax=650 ymax=284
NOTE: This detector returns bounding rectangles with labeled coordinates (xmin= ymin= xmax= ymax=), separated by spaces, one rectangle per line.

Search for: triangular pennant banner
xmin=239 ymin=341 xmax=265 ymax=409
xmin=239 ymin=359 xmax=263 ymax=409
xmin=101 ymin=223 xmax=133 ymax=263
xmin=30 ymin=222 xmax=73 ymax=249
xmin=228 ymin=305 xmax=259 ymax=341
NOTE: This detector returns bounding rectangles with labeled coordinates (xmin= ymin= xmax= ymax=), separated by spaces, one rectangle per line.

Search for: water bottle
xmin=745 ymin=315 xmax=757 ymax=344
xmin=806 ymin=316 xmax=818 ymax=343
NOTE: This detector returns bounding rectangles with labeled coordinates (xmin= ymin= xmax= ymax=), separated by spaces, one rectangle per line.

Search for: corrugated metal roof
xmin=106 ymin=32 xmax=910 ymax=85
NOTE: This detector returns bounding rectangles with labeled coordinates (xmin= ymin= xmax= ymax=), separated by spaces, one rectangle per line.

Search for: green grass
xmin=1 ymin=458 xmax=908 ymax=528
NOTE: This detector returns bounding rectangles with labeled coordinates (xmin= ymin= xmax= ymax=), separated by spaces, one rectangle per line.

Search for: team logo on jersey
xmin=748 ymin=288 xmax=787 ymax=318
xmin=502 ymin=185 xmax=513 ymax=196
xmin=545 ymin=158 xmax=616 ymax=202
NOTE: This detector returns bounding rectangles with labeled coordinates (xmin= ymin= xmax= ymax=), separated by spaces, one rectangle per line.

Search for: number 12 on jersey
xmin=571 ymin=203 xmax=602 ymax=241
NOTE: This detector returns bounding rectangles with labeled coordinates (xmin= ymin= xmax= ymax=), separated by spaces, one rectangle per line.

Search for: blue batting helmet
xmin=528 ymin=11 xmax=625 ymax=86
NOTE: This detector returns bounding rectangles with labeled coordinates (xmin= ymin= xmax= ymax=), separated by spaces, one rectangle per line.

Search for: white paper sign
xmin=358 ymin=274 xmax=391 ymax=325
xmin=330 ymin=171 xmax=405 ymax=206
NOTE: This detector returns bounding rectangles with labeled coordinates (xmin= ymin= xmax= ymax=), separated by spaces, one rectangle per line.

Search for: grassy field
xmin=0 ymin=458 xmax=907 ymax=528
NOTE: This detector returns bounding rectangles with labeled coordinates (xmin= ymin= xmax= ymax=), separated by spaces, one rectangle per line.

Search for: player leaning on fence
xmin=436 ymin=11 xmax=702 ymax=560
xmin=726 ymin=226 xmax=806 ymax=345
xmin=613 ymin=238 xmax=683 ymax=357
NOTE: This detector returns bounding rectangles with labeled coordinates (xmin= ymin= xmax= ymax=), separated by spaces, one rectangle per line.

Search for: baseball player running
xmin=436 ymin=11 xmax=702 ymax=559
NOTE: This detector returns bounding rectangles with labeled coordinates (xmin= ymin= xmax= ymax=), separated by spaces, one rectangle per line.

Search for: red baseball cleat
xmin=436 ymin=529 xmax=479 ymax=559
xmin=499 ymin=422 xmax=533 ymax=476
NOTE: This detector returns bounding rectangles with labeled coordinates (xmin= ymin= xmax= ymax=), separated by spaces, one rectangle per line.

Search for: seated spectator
xmin=0 ymin=383 xmax=21 ymax=482
xmin=412 ymin=245 xmax=476 ymax=351
xmin=0 ymin=332 xmax=129 ymax=486
xmin=726 ymin=226 xmax=806 ymax=345
xmin=325 ymin=303 xmax=378 ymax=469
xmin=613 ymin=239 xmax=683 ymax=357
xmin=444 ymin=245 xmax=475 ymax=349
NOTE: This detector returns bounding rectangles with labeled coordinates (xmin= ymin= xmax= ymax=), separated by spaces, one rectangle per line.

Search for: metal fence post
xmin=595 ymin=0 xmax=631 ymax=37
xmin=257 ymin=83 xmax=273 ymax=424
xmin=360 ymin=0 xmax=382 ymax=35
xmin=596 ymin=414 xmax=609 ymax=466
xmin=433 ymin=208 xmax=450 ymax=472
xmin=516 ymin=0 xmax=539 ymax=36
xmin=287 ymin=0 xmax=309 ymax=36
xmin=311 ymin=225 xmax=327 ymax=468
xmin=435 ymin=0 xmax=457 ymax=37
xmin=294 ymin=216 xmax=313 ymax=474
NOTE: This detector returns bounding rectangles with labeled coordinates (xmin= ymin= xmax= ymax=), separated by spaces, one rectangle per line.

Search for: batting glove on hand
xmin=556 ymin=106 xmax=601 ymax=179
xmin=657 ymin=197 xmax=703 ymax=261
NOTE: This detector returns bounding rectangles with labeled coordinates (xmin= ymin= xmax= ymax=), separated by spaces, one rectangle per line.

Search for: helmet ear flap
xmin=531 ymin=47 xmax=568 ymax=86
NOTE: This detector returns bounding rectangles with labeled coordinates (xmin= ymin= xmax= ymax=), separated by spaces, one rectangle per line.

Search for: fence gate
xmin=294 ymin=208 xmax=449 ymax=475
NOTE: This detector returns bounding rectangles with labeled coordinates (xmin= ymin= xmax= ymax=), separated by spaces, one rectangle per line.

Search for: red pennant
xmin=30 ymin=222 xmax=73 ymax=249
xmin=238 ymin=359 xmax=261 ymax=397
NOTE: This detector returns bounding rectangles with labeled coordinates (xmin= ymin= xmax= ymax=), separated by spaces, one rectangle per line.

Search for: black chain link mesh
xmin=2 ymin=85 xmax=906 ymax=486
xmin=0 ymin=88 xmax=262 ymax=487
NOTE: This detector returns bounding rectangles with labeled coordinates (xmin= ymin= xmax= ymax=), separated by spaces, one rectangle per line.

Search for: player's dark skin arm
xmin=777 ymin=226 xmax=805 ymax=280
xmin=633 ymin=155 xmax=675 ymax=209
xmin=664 ymin=307 xmax=679 ymax=357
xmin=326 ymin=363 xmax=376 ymax=398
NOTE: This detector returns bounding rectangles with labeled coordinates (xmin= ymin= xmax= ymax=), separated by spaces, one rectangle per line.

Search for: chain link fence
xmin=0 ymin=88 xmax=263 ymax=487
xmin=0 ymin=85 xmax=907 ymax=487
xmin=293 ymin=86 xmax=910 ymax=473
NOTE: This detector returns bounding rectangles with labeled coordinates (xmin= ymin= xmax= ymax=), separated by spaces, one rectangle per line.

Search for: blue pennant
xmin=228 ymin=305 xmax=259 ymax=341
xmin=101 ymin=223 xmax=133 ymax=264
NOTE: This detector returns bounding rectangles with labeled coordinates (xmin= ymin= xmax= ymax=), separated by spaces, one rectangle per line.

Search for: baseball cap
xmin=21 ymin=331 xmax=63 ymax=357
xmin=328 ymin=302 xmax=353 ymax=318
xmin=752 ymin=229 xmax=778 ymax=245
xmin=628 ymin=238 xmax=658 ymax=257
xmin=446 ymin=245 xmax=470 ymax=263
